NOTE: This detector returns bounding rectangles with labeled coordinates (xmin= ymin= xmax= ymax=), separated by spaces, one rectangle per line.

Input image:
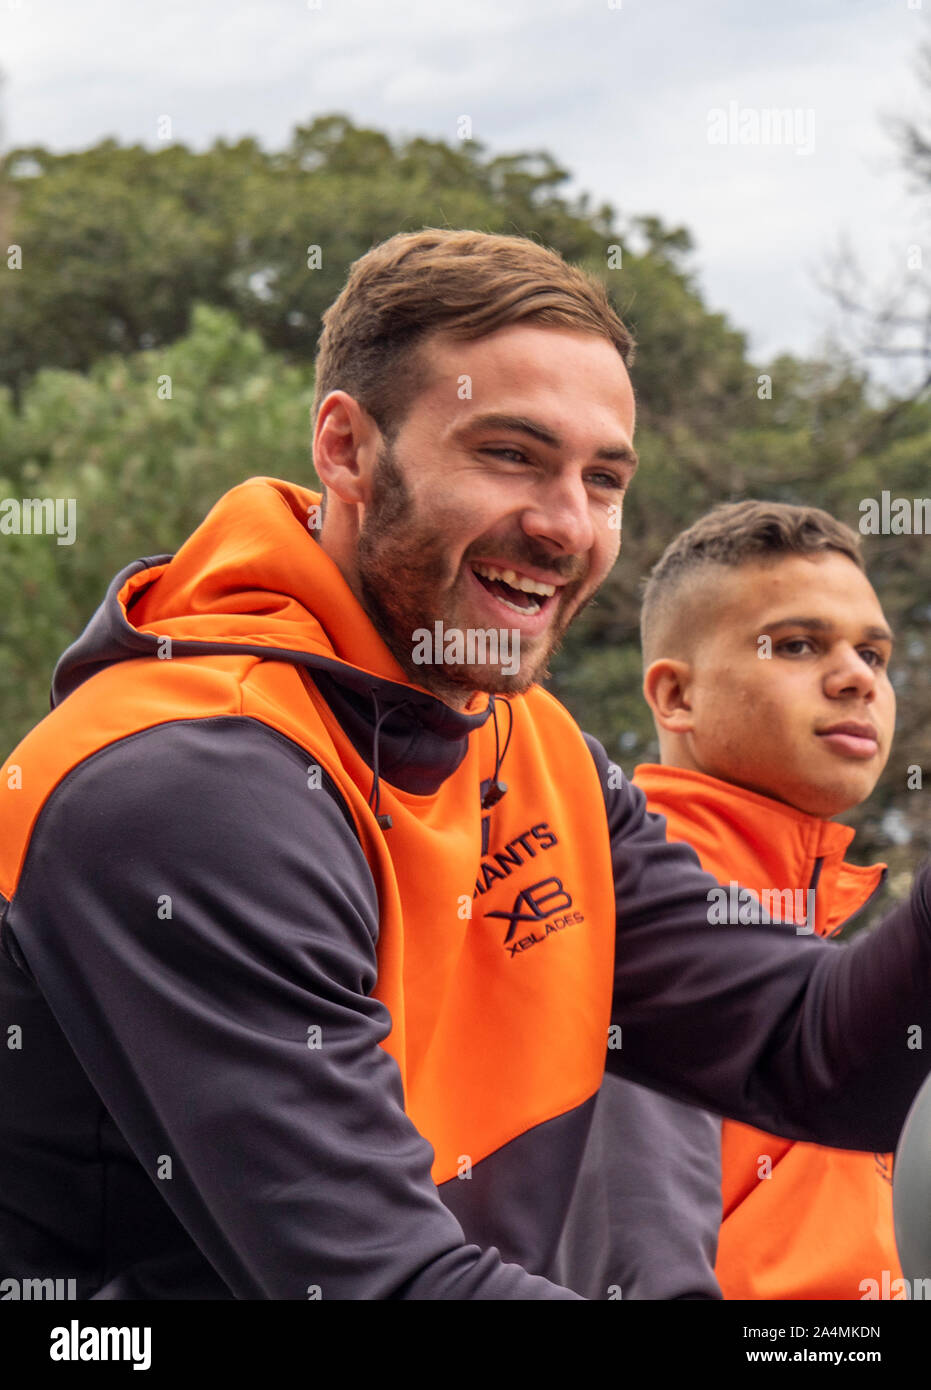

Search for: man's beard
xmin=355 ymin=438 xmax=590 ymax=705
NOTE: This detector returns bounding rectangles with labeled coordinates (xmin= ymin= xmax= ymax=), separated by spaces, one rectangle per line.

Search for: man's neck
xmin=656 ymin=756 xmax=835 ymax=821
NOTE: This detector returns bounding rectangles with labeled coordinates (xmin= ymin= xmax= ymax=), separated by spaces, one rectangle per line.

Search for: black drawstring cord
xmin=370 ymin=690 xmax=511 ymax=828
xmin=481 ymin=694 xmax=513 ymax=809
xmin=369 ymin=692 xmax=404 ymax=831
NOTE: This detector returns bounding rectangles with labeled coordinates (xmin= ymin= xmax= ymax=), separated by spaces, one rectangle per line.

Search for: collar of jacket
xmin=50 ymin=475 xmax=498 ymax=798
xmin=632 ymin=762 xmax=886 ymax=935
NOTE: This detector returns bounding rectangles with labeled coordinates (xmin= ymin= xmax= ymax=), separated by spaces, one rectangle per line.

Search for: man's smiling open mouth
xmin=470 ymin=561 xmax=560 ymax=617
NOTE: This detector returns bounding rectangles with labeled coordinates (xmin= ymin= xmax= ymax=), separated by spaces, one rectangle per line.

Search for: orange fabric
xmin=633 ymin=763 xmax=902 ymax=1301
xmin=0 ymin=477 xmax=617 ymax=1185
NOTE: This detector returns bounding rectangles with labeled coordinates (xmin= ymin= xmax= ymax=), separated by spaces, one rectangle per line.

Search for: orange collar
xmin=632 ymin=763 xmax=885 ymax=934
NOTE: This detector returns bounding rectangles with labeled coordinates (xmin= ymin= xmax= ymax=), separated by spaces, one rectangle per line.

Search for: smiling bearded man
xmin=354 ymin=431 xmax=589 ymax=704
xmin=318 ymin=313 xmax=635 ymax=708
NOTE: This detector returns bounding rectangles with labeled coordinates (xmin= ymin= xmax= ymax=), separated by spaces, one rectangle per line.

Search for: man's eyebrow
xmin=454 ymin=412 xmax=639 ymax=470
xmin=762 ymin=616 xmax=895 ymax=644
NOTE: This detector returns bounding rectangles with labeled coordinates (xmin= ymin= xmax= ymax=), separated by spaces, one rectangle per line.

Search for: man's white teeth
xmin=497 ymin=593 xmax=542 ymax=615
xmin=471 ymin=562 xmax=557 ymax=597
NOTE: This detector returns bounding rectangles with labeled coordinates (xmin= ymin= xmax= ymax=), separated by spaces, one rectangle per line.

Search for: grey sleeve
xmin=554 ymin=1076 xmax=722 ymax=1300
xmin=7 ymin=716 xmax=582 ymax=1300
xmin=583 ymin=734 xmax=931 ymax=1152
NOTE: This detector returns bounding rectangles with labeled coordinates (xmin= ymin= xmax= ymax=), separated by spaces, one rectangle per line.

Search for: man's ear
xmin=312 ymin=391 xmax=378 ymax=504
xmin=643 ymin=659 xmax=695 ymax=735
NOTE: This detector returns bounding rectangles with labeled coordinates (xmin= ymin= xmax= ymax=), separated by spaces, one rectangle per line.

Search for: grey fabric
xmin=438 ymin=1093 xmax=601 ymax=1279
xmin=554 ymin=1077 xmax=722 ymax=1300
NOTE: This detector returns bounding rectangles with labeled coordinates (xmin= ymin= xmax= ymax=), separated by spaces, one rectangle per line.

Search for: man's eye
xmin=482 ymin=448 xmax=529 ymax=463
xmin=480 ymin=451 xmax=624 ymax=491
xmin=777 ymin=638 xmax=814 ymax=656
xmin=859 ymin=648 xmax=886 ymax=669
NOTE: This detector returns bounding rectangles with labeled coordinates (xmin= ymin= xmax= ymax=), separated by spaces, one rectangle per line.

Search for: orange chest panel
xmin=313 ymin=691 xmax=618 ymax=1183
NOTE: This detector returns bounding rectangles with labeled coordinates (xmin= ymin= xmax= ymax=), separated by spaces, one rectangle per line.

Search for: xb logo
xmin=485 ymin=877 xmax=573 ymax=943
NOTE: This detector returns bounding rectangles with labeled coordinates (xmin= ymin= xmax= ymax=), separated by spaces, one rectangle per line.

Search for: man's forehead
xmin=718 ymin=553 xmax=889 ymax=631
xmin=423 ymin=323 xmax=633 ymax=399
xmin=417 ymin=329 xmax=635 ymax=453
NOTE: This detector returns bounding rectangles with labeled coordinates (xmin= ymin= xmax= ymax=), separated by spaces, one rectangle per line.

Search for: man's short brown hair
xmin=640 ymin=500 xmax=866 ymax=665
xmin=311 ymin=227 xmax=635 ymax=455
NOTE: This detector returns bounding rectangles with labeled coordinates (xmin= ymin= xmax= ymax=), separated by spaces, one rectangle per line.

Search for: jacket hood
xmin=51 ymin=476 xmax=504 ymax=803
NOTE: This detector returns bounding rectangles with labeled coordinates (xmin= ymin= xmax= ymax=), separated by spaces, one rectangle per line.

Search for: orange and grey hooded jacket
xmin=640 ymin=764 xmax=901 ymax=1300
xmin=2 ymin=477 xmax=931 ymax=1300
xmin=557 ymin=764 xmax=903 ymax=1301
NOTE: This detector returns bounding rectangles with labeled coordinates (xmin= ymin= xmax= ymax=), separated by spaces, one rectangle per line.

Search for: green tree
xmin=0 ymin=305 xmax=316 ymax=746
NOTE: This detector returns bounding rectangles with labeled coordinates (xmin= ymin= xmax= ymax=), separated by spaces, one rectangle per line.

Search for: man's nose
xmin=520 ymin=473 xmax=596 ymax=555
xmin=823 ymin=645 xmax=877 ymax=699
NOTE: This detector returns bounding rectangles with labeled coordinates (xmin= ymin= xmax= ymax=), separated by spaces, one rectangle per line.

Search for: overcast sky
xmin=2 ymin=0 xmax=928 ymax=383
